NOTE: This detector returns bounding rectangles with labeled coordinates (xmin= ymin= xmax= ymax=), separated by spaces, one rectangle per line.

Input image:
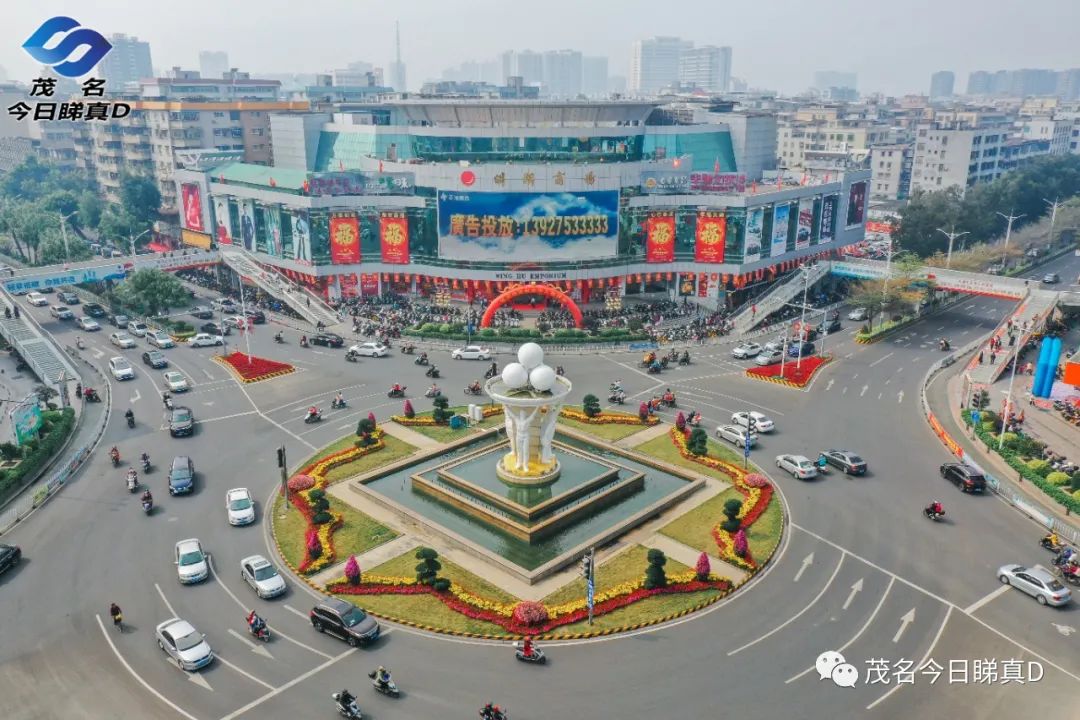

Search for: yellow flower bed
xmin=560 ymin=407 xmax=659 ymax=426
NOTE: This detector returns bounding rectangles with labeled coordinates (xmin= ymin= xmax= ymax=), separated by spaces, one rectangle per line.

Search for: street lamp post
xmin=999 ymin=336 xmax=1022 ymax=451
xmin=936 ymin=225 xmax=969 ymax=269
xmin=1043 ymin=197 xmax=1063 ymax=248
xmin=795 ymin=265 xmax=810 ymax=370
xmin=58 ymin=211 xmax=77 ymax=264
xmin=129 ymin=229 xmax=151 ymax=260
xmin=996 ymin=210 xmax=1025 ymax=263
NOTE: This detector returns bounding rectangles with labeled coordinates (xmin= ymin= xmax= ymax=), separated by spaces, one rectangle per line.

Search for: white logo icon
xmin=815 ymin=651 xmax=846 ymax=681
xmin=831 ymin=663 xmax=859 ymax=688
xmin=817 ymin=651 xmax=859 ymax=688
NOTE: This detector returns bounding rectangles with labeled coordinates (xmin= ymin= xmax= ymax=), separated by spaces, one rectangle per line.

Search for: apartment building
xmin=778 ymin=119 xmax=891 ymax=170
xmin=869 ymin=143 xmax=913 ymax=201
xmin=909 ymin=121 xmax=1013 ymax=193
xmin=1015 ymin=116 xmax=1072 ymax=155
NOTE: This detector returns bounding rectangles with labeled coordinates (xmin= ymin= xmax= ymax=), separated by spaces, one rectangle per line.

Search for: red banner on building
xmin=379 ymin=212 xmax=410 ymax=264
xmin=339 ymin=274 xmax=359 ymax=298
xmin=645 ymin=213 xmax=676 ymax=263
xmin=359 ymin=274 xmax=379 ymax=295
xmin=329 ymin=213 xmax=360 ymax=264
xmin=695 ymin=212 xmax=726 ymax=263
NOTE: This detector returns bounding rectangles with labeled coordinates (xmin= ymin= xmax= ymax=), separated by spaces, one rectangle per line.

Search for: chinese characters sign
xmin=690 ymin=172 xmax=746 ymax=193
xmin=695 ymin=212 xmax=726 ymax=263
xmin=379 ymin=213 xmax=410 ymax=264
xmin=645 ymin=213 xmax=676 ymax=263
xmin=7 ymin=76 xmax=130 ymax=123
xmin=820 ymin=195 xmax=837 ymax=243
xmin=437 ymin=191 xmax=618 ymax=261
xmin=329 ymin=213 xmax=360 ymax=265
xmin=307 ymin=172 xmax=414 ymax=196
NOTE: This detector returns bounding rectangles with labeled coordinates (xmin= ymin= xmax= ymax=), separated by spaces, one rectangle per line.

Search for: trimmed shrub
xmin=644 ymin=548 xmax=668 ymax=589
xmin=743 ymin=473 xmax=769 ymax=488
xmin=403 ymin=399 xmax=415 ymax=418
xmin=582 ymin=394 xmax=601 ymax=418
xmin=1025 ymin=459 xmax=1051 ymax=477
xmin=344 ymin=555 xmax=361 ymax=585
xmin=1046 ymin=471 xmax=1071 ymax=486
xmin=1071 ymin=474 xmax=1080 ymax=493
xmin=432 ymin=578 xmax=451 ymax=592
xmin=415 ymin=547 xmax=442 ymax=585
xmin=688 ymin=428 xmax=708 ymax=456
xmin=306 ymin=529 xmax=322 ymax=559
xmin=308 ymin=488 xmax=326 ymax=501
xmin=313 ymin=496 xmax=330 ymax=513
xmin=695 ymin=552 xmax=711 ymax=581
xmin=432 ymin=396 xmax=452 ymax=424
xmin=511 ymin=601 xmax=550 ymax=627
xmin=287 ymin=475 xmax=315 ymax=492
xmin=732 ymin=529 xmax=749 ymax=558
xmin=312 ymin=511 xmax=332 ymax=525
xmin=721 ymin=498 xmax=743 ymax=532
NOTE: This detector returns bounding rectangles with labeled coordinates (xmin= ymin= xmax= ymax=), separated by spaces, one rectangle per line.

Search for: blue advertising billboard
xmin=437 ymin=190 xmax=619 ymax=261
xmin=11 ymin=402 xmax=42 ymax=445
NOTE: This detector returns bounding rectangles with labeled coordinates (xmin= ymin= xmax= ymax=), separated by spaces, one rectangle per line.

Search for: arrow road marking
xmin=852 ymin=373 xmax=858 ymax=380
xmin=897 ymin=390 xmax=905 ymax=403
xmin=227 ymin=629 xmax=274 ymax=659
xmin=188 ymin=672 xmax=212 ymax=691
xmin=91 ymin=348 xmax=104 ymax=359
xmin=793 ymin=553 xmax=814 ymax=582
xmin=860 ymin=385 xmax=868 ymax=397
xmin=1052 ymin=623 xmax=1076 ymax=637
xmin=826 ymin=379 xmax=835 ymax=391
xmin=878 ymin=393 xmax=882 ymax=400
xmin=893 ymin=608 xmax=916 ymax=642
xmin=130 ymin=390 xmax=140 ymax=403
xmin=842 ymin=578 xmax=864 ymax=610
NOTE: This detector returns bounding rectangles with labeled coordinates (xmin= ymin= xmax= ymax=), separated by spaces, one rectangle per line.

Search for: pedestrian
xmin=978 ymin=350 xmax=984 ymax=364
xmin=990 ymin=351 xmax=996 ymax=365
xmin=75 ymin=382 xmax=82 ymax=400
xmin=751 ymin=303 xmax=757 ymax=318
xmin=13 ymin=305 xmax=19 ymax=319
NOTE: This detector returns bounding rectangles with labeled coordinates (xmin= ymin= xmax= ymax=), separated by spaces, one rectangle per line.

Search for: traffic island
xmin=213 ymin=351 xmax=295 ymax=383
xmin=745 ymin=354 xmax=832 ymax=388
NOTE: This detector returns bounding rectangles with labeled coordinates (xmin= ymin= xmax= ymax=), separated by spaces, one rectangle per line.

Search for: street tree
xmin=78 ymin=192 xmax=103 ymax=230
xmin=116 ymin=269 xmax=190 ymax=316
xmin=118 ymin=175 xmax=161 ymax=227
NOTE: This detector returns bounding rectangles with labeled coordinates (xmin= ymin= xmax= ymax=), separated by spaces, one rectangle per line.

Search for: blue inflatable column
xmin=1032 ymin=338 xmax=1053 ymax=399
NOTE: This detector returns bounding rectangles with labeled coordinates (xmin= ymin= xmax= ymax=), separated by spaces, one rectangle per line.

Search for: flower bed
xmin=745 ymin=354 xmax=831 ymax=388
xmin=391 ymin=405 xmax=503 ymax=426
xmin=214 ymin=352 xmax=295 ymax=383
xmin=560 ymin=407 xmax=659 ymax=426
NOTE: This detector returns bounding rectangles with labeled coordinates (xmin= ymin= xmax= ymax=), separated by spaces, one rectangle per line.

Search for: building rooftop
xmin=381 ymin=99 xmax=659 ymax=128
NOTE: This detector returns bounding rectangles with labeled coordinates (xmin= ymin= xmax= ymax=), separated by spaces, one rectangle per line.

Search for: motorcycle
xmin=345 ymin=351 xmax=360 ymax=363
xmin=514 ymin=642 xmax=547 ymax=664
xmin=464 ymin=385 xmax=483 ymax=396
xmin=647 ymin=363 xmax=662 ymax=374
xmin=304 ymin=410 xmax=323 ymax=424
xmin=556 ymin=366 xmax=565 ymax=376
xmin=126 ymin=414 xmax=135 ymax=429
xmin=110 ymin=450 xmax=120 ymax=468
xmin=331 ymin=692 xmax=362 ymax=719
xmin=424 ymin=387 xmax=443 ymax=398
xmin=484 ymin=367 xmax=498 ymax=380
xmin=299 ymin=338 xmax=309 ymax=348
xmin=608 ymin=392 xmax=626 ymax=404
xmin=1040 ymin=535 xmax=1063 ymax=553
xmin=939 ymin=340 xmax=951 ymax=352
xmin=331 ymin=397 xmax=347 ymax=410
xmin=387 ymin=387 xmax=407 ymax=399
xmin=924 ymin=507 xmax=945 ymax=521
xmin=126 ymin=473 xmax=138 ymax=493
xmin=660 ymin=396 xmax=677 ymax=409
xmin=425 ymin=366 xmax=441 ymax=379
xmin=414 ymin=356 xmax=429 ymax=366
xmin=401 ymin=344 xmax=416 ymax=355
xmin=1052 ymin=563 xmax=1080 ymax=586
xmin=141 ymin=456 xmax=151 ymax=473
xmin=141 ymin=498 xmax=153 ymax=514
xmin=367 ymin=671 xmax=400 ymax=697
xmin=274 ymin=334 xmax=285 ymax=344
xmin=678 ymin=352 xmax=691 ymax=366
xmin=84 ymin=389 xmax=101 ymax=403
xmin=686 ymin=413 xmax=702 ymax=427
xmin=76 ymin=339 xmax=85 ymax=350
xmin=247 ymin=617 xmax=271 ymax=642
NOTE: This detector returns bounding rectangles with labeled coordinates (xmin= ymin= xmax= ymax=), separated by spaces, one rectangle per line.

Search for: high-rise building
xmin=332 ymin=62 xmax=383 ymax=87
xmin=96 ymin=34 xmax=154 ymax=89
xmin=630 ymin=36 xmax=691 ymax=95
xmin=582 ymin=56 xmax=609 ymax=97
xmin=967 ymin=71 xmax=992 ymax=95
xmin=812 ymin=71 xmax=857 ymax=93
xmin=542 ymin=50 xmax=582 ymax=98
xmin=199 ymin=51 xmax=229 ymax=80
xmin=678 ymin=46 xmax=732 ymax=93
xmin=388 ymin=21 xmax=407 ymax=91
xmin=1056 ymin=69 xmax=1080 ymax=101
xmin=929 ymin=71 xmax=954 ymax=100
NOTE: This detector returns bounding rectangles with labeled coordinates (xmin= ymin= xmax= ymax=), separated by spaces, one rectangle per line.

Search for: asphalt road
xmin=1 ymin=255 xmax=1079 ymax=720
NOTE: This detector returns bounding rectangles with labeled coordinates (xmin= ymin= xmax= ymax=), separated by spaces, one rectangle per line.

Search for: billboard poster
xmin=379 ymin=212 xmax=410 ymax=264
xmin=645 ymin=213 xmax=676 ymax=263
xmin=770 ymin=204 xmax=790 ymax=257
xmin=437 ymin=190 xmax=618 ymax=261
xmin=846 ymin=181 xmax=867 ymax=227
xmin=796 ymin=198 xmax=814 ymax=250
xmin=180 ymin=183 xmax=204 ymax=231
xmin=329 ymin=213 xmax=361 ymax=264
xmin=641 ymin=171 xmax=690 ymax=194
xmin=11 ymin=402 xmax=42 ymax=445
xmin=820 ymin=195 xmax=837 ymax=243
xmin=339 ymin=274 xmax=359 ymax=298
xmin=678 ymin=273 xmax=697 ymax=297
xmin=181 ymin=230 xmax=211 ymax=250
xmin=360 ymin=274 xmax=379 ymax=295
xmin=291 ymin=210 xmax=312 ymax=264
xmin=213 ymin=197 xmax=232 ymax=245
xmin=264 ymin=207 xmax=281 ymax=257
xmin=689 ymin=172 xmax=747 ymax=193
xmin=307 ymin=171 xmax=414 ymax=196
xmin=745 ymin=207 xmax=764 ymax=263
xmin=695 ymin=211 xmax=726 ymax=263
xmin=240 ymin=200 xmax=256 ymax=251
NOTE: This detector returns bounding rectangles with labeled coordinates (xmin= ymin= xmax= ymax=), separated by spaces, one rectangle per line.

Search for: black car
xmin=311 ymin=332 xmax=344 ymax=348
xmin=108 ymin=312 xmax=129 ymax=328
xmin=58 ymin=291 xmax=80 ymax=305
xmin=788 ymin=341 xmax=816 ymax=358
xmin=817 ymin=319 xmax=842 ymax=335
xmin=142 ymin=350 xmax=168 ymax=369
xmin=200 ymin=321 xmax=230 ymax=336
xmin=190 ymin=306 xmax=214 ymax=320
xmin=83 ymin=303 xmax=106 ymax=318
xmin=168 ymin=456 xmax=195 ymax=495
xmin=244 ymin=309 xmax=266 ymax=324
xmin=310 ymin=597 xmax=380 ymax=646
xmin=819 ymin=449 xmax=867 ymax=475
xmin=0 ymin=544 xmax=21 ymax=575
xmin=940 ymin=462 xmax=986 ymax=493
xmin=169 ymin=406 xmax=194 ymax=437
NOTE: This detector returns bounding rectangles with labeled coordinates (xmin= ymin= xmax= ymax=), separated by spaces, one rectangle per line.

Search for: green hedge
xmin=0 ymin=408 xmax=76 ymax=503
xmin=962 ymin=410 xmax=1080 ymax=514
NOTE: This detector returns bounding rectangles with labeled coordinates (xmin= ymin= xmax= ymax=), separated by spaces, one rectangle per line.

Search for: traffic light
xmin=970 ymin=390 xmax=989 ymax=410
xmin=276 ymin=446 xmax=286 ymax=468
xmin=747 ymin=415 xmax=757 ymax=434
xmin=581 ymin=554 xmax=592 ymax=579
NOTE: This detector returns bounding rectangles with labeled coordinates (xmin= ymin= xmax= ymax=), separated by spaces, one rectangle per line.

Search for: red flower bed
xmin=745 ymin=354 xmax=830 ymax=388
xmin=216 ymin=352 xmax=295 ymax=383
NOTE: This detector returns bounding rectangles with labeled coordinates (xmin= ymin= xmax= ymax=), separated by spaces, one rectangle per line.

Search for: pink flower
xmin=344 ymin=555 xmax=361 ymax=585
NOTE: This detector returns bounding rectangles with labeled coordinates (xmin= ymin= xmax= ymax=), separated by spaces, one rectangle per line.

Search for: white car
xmin=731 ymin=342 xmax=762 ymax=359
xmin=108 ymin=356 xmax=135 ymax=380
xmin=452 ymin=345 xmax=492 ymax=361
xmin=716 ymin=424 xmax=757 ymax=448
xmin=26 ymin=292 xmax=48 ymax=306
xmin=225 ymin=487 xmax=255 ymax=526
xmin=776 ymin=454 xmax=818 ymax=479
xmin=847 ymin=307 xmax=868 ymax=322
xmin=348 ymin=342 xmax=388 ymax=358
xmin=109 ymin=331 xmax=136 ymax=349
xmin=188 ymin=333 xmax=224 ymax=348
xmin=211 ymin=298 xmax=237 ymax=313
xmin=763 ymin=340 xmax=784 ymax=353
xmin=77 ymin=316 xmax=101 ymax=331
xmin=50 ymin=305 xmax=74 ymax=320
xmin=731 ymin=411 xmax=775 ymax=433
xmin=126 ymin=320 xmax=148 ymax=337
xmin=163 ymin=371 xmax=190 ymax=392
xmin=155 ymin=618 xmax=213 ymax=671
xmin=147 ymin=331 xmax=174 ymax=348
xmin=240 ymin=554 xmax=286 ymax=598
xmin=755 ymin=349 xmax=784 ymax=366
xmin=174 ymin=538 xmax=208 ymax=584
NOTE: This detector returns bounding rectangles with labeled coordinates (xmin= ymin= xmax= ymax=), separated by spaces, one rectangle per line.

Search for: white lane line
xmin=91 ymin=347 xmax=104 ymax=359
xmin=202 ymin=367 xmax=215 ymax=380
xmin=868 ymin=352 xmax=894 ymax=368
xmin=262 ymin=382 xmax=369 ymax=414
xmin=282 ymin=604 xmax=309 ymax=620
xmin=94 ymin=615 xmax=205 ymax=719
xmin=155 ymin=582 xmax=179 ymax=617
xmin=963 ymin=584 xmax=1010 ymax=614
xmin=213 ymin=654 xmax=275 ymax=691
xmin=860 ymin=385 xmax=868 ymax=397
xmin=727 ymin=550 xmax=846 ymax=656
xmin=867 ymin=607 xmax=953 ymax=710
xmin=217 ymin=649 xmax=356 ymax=720
xmin=131 ymin=389 xmax=141 ymax=403
xmin=194 ymin=411 xmax=258 ymax=425
xmin=233 ymin=381 xmax=316 ymax=450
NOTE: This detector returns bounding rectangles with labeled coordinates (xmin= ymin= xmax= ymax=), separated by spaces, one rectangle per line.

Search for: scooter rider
xmin=334 ymin=391 xmax=345 ymax=407
xmin=468 ymin=380 xmax=482 ymax=393
xmin=141 ymin=489 xmax=153 ymax=504
xmin=125 ymin=408 xmax=135 ymax=424
xmin=306 ymin=405 xmax=320 ymax=420
xmin=926 ymin=500 xmax=944 ymax=517
xmin=109 ymin=446 xmax=120 ymax=463
xmin=300 ymin=335 xmax=309 ymax=348
xmin=274 ymin=330 xmax=283 ymax=343
xmin=337 ymin=689 xmax=357 ymax=712
xmin=372 ymin=666 xmax=391 ymax=689
xmin=522 ymin=637 xmax=535 ymax=658
xmin=246 ymin=610 xmax=266 ymax=634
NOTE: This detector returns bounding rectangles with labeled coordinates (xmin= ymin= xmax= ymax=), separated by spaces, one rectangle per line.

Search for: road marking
xmin=963 ymin=584 xmax=1010 ymax=614
xmin=227 ymin=629 xmax=274 ymax=659
xmin=282 ymin=604 xmax=309 ymax=620
xmin=213 ymin=653 xmax=275 ymax=690
xmin=194 ymin=410 xmax=258 ymax=424
xmin=187 ymin=671 xmax=212 ymax=691
xmin=842 ymin=578 xmax=864 ymax=610
xmin=877 ymin=392 xmax=882 ymax=400
xmin=826 ymin=378 xmax=834 ymax=391
xmin=892 ymin=608 xmax=916 ymax=642
xmin=727 ymin=551 xmax=845 ymax=656
xmin=217 ymin=649 xmax=356 ymax=720
xmin=95 ymin=615 xmax=206 ymax=717
xmin=868 ymin=352 xmax=894 ymax=368
xmin=793 ymin=552 xmax=814 ymax=582
xmin=202 ymin=368 xmax=214 ymax=380
xmin=155 ymin=582 xmax=179 ymax=617
xmin=860 ymin=385 xmax=868 ymax=397
xmin=203 ymin=401 xmax=215 ymax=407
xmin=311 ymin=350 xmax=327 ymax=356
xmin=261 ymin=382 xmax=368 ymax=414
xmin=130 ymin=389 xmax=140 ymax=403
xmin=867 ymin=607 xmax=953 ymax=710
xmin=91 ymin=347 xmax=104 ymax=358
xmin=897 ymin=390 xmax=905 ymax=403
xmin=1052 ymin=623 xmax=1076 ymax=637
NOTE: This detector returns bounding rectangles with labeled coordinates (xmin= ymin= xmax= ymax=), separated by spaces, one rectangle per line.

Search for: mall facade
xmin=174 ymin=100 xmax=868 ymax=307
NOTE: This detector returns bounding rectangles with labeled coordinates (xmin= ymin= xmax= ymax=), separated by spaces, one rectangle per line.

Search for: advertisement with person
xmin=694 ymin=211 xmax=726 ymax=263
xmin=240 ymin=200 xmax=256 ymax=251
xmin=291 ymin=210 xmax=312 ymax=265
xmin=820 ymin=195 xmax=838 ymax=243
xmin=745 ymin=207 xmax=764 ymax=263
xmin=213 ymin=197 xmax=232 ymax=245
xmin=846 ymin=181 xmax=867 ymax=227
xmin=771 ymin=204 xmax=790 ymax=257
xmin=264 ymin=207 xmax=281 ymax=257
xmin=437 ymin=190 xmax=618 ymax=261
xmin=678 ymin=273 xmax=697 ymax=296
xmin=645 ymin=213 xmax=676 ymax=262
xmin=11 ymin=402 xmax=42 ymax=445
xmin=180 ymin=183 xmax=204 ymax=231
xmin=380 ymin=212 xmax=410 ymax=264
xmin=796 ymin=198 xmax=814 ymax=250
xmin=329 ymin=213 xmax=361 ymax=264
xmin=339 ymin=274 xmax=359 ymax=298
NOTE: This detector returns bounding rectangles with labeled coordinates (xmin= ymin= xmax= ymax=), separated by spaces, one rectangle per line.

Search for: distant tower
xmin=389 ymin=21 xmax=407 ymax=91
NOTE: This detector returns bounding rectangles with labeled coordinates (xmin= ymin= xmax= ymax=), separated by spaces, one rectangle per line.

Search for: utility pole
xmin=936 ymin=226 xmax=969 ymax=269
xmin=129 ymin=228 xmax=151 ymax=261
xmin=238 ymin=284 xmax=253 ymax=363
xmin=58 ymin=211 xmax=78 ymax=264
xmin=999 ymin=337 xmax=1021 ymax=451
xmin=277 ymin=445 xmax=288 ymax=511
xmin=996 ymin=210 xmax=1025 ymax=262
xmin=1044 ymin=197 xmax=1063 ymax=247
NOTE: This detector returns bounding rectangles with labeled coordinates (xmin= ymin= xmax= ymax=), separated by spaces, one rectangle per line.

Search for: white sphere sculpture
xmin=502 ymin=362 xmax=529 ymax=389
xmin=517 ymin=342 xmax=544 ymax=370
xmin=529 ymin=364 xmax=557 ymax=392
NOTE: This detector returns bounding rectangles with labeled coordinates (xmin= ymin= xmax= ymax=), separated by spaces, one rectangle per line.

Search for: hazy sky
xmin=3 ymin=0 xmax=1079 ymax=95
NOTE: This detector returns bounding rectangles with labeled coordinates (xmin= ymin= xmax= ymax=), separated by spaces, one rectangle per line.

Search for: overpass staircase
xmin=219 ymin=248 xmax=339 ymax=328
xmin=732 ymin=262 xmax=830 ymax=335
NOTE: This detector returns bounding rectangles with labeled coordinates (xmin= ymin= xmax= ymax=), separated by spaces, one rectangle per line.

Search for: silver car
xmin=716 ymin=424 xmax=757 ymax=448
xmin=155 ymin=618 xmax=213 ymax=671
xmin=997 ymin=564 xmax=1072 ymax=607
xmin=731 ymin=342 xmax=761 ymax=359
xmin=241 ymin=554 xmax=287 ymax=598
xmin=776 ymin=454 xmax=818 ymax=479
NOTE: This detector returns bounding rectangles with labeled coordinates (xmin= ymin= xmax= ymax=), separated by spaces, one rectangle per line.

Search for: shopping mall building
xmin=174 ymin=100 xmax=869 ymax=307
